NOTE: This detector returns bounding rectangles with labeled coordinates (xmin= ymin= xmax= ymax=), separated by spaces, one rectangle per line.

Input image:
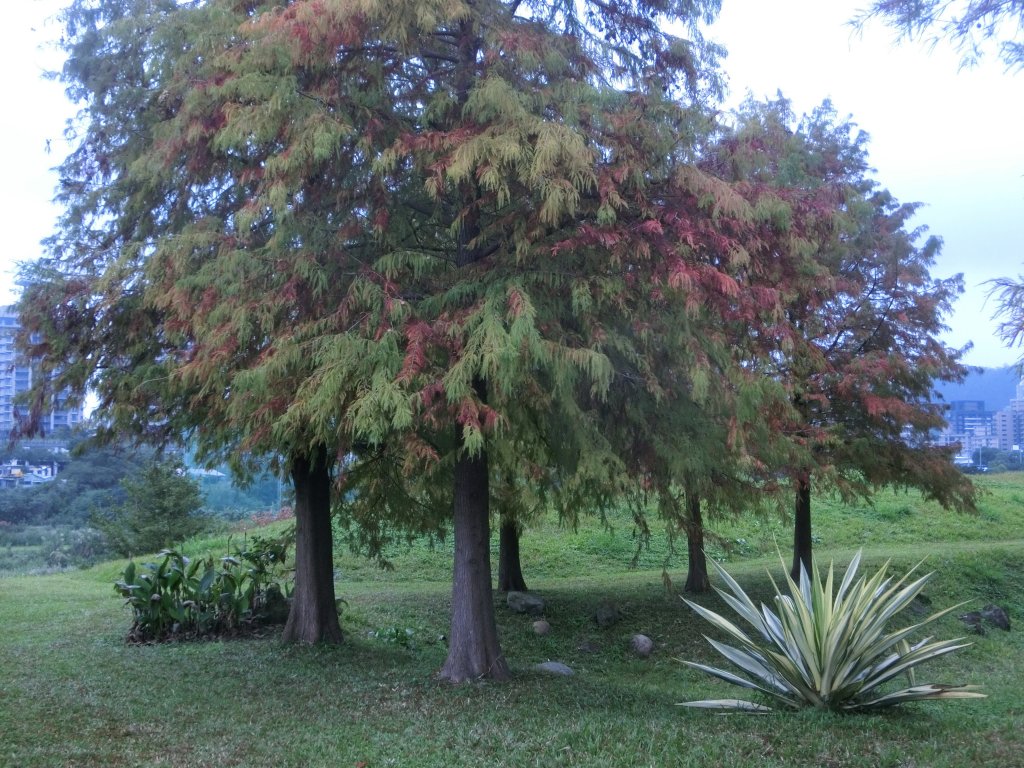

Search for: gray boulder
xmin=507 ymin=591 xmax=546 ymax=616
xmin=631 ymin=633 xmax=654 ymax=657
xmin=534 ymin=661 xmax=574 ymax=676
xmin=982 ymin=604 xmax=1011 ymax=631
xmin=532 ymin=619 xmax=551 ymax=636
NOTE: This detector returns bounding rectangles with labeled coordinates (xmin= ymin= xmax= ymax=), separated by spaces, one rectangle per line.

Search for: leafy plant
xmin=114 ymin=541 xmax=293 ymax=641
xmin=680 ymin=551 xmax=985 ymax=712
xmin=115 ymin=551 xmax=198 ymax=639
xmin=369 ymin=626 xmax=418 ymax=649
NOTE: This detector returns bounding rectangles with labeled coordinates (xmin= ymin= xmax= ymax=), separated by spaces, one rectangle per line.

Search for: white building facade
xmin=0 ymin=305 xmax=83 ymax=438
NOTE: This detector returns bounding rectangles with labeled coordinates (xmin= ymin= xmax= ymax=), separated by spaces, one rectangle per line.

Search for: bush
xmin=114 ymin=535 xmax=292 ymax=641
xmin=680 ymin=551 xmax=985 ymax=712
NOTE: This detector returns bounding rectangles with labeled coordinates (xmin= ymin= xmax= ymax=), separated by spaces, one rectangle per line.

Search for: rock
xmin=594 ymin=601 xmax=622 ymax=628
xmin=532 ymin=620 xmax=551 ymax=636
xmin=981 ymin=604 xmax=1011 ymax=631
xmin=630 ymin=633 xmax=654 ymax=657
xmin=534 ymin=661 xmax=574 ymax=676
xmin=908 ymin=594 xmax=932 ymax=616
xmin=507 ymin=591 xmax=545 ymax=616
xmin=959 ymin=611 xmax=986 ymax=635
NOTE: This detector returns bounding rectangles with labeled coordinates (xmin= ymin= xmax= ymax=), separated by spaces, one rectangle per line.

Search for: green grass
xmin=1 ymin=475 xmax=1023 ymax=767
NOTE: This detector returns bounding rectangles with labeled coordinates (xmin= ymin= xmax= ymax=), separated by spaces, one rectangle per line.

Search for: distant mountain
xmin=934 ymin=366 xmax=1021 ymax=412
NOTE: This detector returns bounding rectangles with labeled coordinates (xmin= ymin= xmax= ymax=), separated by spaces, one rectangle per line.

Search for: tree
xmin=712 ymin=97 xmax=977 ymax=580
xmin=851 ymin=0 xmax=1024 ymax=70
xmin=988 ymin=274 xmax=1024 ymax=362
xmin=92 ymin=458 xmax=207 ymax=556
xmin=20 ymin=0 xmax=344 ymax=644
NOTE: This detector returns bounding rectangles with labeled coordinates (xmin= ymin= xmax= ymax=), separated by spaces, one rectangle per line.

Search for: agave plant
xmin=680 ymin=551 xmax=985 ymax=712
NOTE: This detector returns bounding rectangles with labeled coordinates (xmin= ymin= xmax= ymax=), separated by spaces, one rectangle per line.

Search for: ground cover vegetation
xmin=18 ymin=0 xmax=975 ymax=682
xmin=1 ymin=475 xmax=1022 ymax=766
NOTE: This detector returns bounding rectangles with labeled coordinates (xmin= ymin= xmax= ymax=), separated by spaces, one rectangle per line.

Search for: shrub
xmin=680 ymin=551 xmax=985 ymax=712
xmin=114 ymin=536 xmax=292 ymax=641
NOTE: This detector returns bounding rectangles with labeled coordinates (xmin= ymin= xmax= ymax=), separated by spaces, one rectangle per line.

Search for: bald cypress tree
xmin=21 ymin=0 xmax=346 ymax=644
xmin=708 ymin=97 xmax=977 ymax=581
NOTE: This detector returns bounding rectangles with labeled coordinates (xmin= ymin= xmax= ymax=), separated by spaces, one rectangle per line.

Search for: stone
xmin=959 ymin=611 xmax=986 ymax=635
xmin=594 ymin=601 xmax=622 ymax=628
xmin=908 ymin=594 xmax=932 ymax=616
xmin=981 ymin=604 xmax=1011 ymax=631
xmin=507 ymin=591 xmax=545 ymax=616
xmin=630 ymin=633 xmax=654 ymax=658
xmin=534 ymin=661 xmax=574 ymax=676
xmin=532 ymin=620 xmax=551 ymax=636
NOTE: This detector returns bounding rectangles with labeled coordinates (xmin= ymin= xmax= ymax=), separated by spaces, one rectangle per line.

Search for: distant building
xmin=934 ymin=399 xmax=999 ymax=456
xmin=0 ymin=304 xmax=84 ymax=439
xmin=0 ymin=458 xmax=59 ymax=488
xmin=933 ymin=379 xmax=1024 ymax=459
xmin=992 ymin=379 xmax=1024 ymax=451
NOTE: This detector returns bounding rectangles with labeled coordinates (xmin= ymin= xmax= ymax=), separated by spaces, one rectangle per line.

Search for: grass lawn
xmin=1 ymin=474 xmax=1022 ymax=767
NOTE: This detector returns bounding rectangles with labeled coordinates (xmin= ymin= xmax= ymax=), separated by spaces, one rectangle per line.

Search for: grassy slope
xmin=1 ymin=475 xmax=1022 ymax=767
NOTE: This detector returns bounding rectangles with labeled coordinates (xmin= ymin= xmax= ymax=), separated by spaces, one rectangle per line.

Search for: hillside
xmin=935 ymin=365 xmax=1020 ymax=411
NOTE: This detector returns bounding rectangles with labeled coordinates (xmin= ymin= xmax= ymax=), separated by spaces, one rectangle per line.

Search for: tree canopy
xmin=92 ymin=457 xmax=207 ymax=556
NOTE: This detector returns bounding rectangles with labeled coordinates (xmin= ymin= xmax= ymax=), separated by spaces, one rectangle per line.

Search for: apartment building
xmin=0 ymin=305 xmax=83 ymax=438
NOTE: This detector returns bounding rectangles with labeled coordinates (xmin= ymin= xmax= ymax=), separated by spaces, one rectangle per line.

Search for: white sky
xmin=1 ymin=0 xmax=1021 ymax=366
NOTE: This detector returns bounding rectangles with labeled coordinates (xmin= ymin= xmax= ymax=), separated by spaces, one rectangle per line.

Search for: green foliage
xmin=681 ymin=551 xmax=984 ymax=712
xmin=0 ymin=524 xmax=111 ymax=574
xmin=114 ymin=536 xmax=292 ymax=641
xmin=92 ymin=459 xmax=208 ymax=557
xmin=0 ymin=440 xmax=162 ymax=526
xmin=971 ymin=446 xmax=1024 ymax=473
xmin=22 ymin=0 xmax=981 ymax=670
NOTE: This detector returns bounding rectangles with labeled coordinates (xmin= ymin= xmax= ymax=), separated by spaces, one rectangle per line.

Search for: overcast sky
xmin=1 ymin=0 xmax=1021 ymax=367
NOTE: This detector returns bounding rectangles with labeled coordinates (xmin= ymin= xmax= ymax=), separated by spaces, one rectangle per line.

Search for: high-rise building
xmin=993 ymin=379 xmax=1024 ymax=451
xmin=0 ymin=305 xmax=84 ymax=438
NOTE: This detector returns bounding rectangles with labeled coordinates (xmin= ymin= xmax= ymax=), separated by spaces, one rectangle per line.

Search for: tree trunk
xmin=790 ymin=474 xmax=813 ymax=584
xmin=497 ymin=517 xmax=528 ymax=592
xmin=683 ymin=490 xmax=710 ymax=593
xmin=439 ymin=447 xmax=510 ymax=682
xmin=282 ymin=453 xmax=343 ymax=644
